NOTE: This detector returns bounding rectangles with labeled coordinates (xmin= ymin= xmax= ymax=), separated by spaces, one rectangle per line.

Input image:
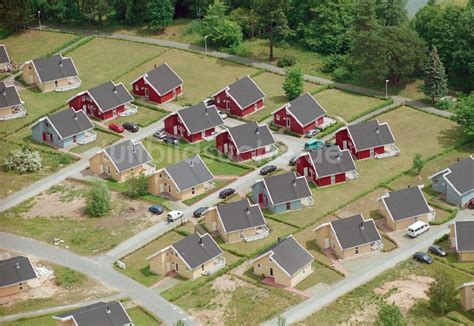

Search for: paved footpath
xmin=263 ymin=209 xmax=474 ymax=325
xmin=0 ymin=232 xmax=197 ymax=326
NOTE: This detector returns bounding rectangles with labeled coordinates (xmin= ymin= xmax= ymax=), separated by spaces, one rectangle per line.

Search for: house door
xmin=73 ymin=135 xmax=77 ymax=143
xmin=112 ymin=108 xmax=117 ymax=117
xmin=225 ymin=101 xmax=230 ymax=110
xmin=42 ymin=132 xmax=46 ymax=141
xmin=269 ymin=268 xmax=274 ymax=277
xmin=223 ymin=143 xmax=228 ymax=153
xmin=211 ymin=221 xmax=217 ymax=231
xmin=175 ymin=263 xmax=179 ymax=272
xmin=54 ymin=80 xmax=58 ymax=88
xmin=166 ymin=262 xmax=170 ymax=272
xmin=258 ymin=193 xmax=264 ymax=204
xmin=324 ymin=238 xmax=329 ymax=248
xmin=49 ymin=134 xmax=53 ymax=142
xmin=82 ymin=104 xmax=87 ymax=112
xmin=28 ymin=74 xmax=34 ymax=84
xmin=168 ymin=185 xmax=171 ymax=192
xmin=144 ymin=88 xmax=149 ymax=98
xmin=286 ymin=202 xmax=291 ymax=210
xmin=173 ymin=125 xmax=178 ymax=135
xmin=173 ymin=90 xmax=177 ymax=98
xmin=303 ymin=167 xmax=309 ymax=176
xmin=286 ymin=118 xmax=290 ymax=127
xmin=160 ymin=183 xmax=164 ymax=193
xmin=370 ymin=148 xmax=375 ymax=157
xmin=331 ymin=175 xmax=336 ymax=184
xmin=342 ymin=140 xmax=347 ymax=150
xmin=252 ymin=150 xmax=257 ymax=157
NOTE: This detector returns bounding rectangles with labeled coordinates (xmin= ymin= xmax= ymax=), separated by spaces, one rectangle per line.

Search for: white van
xmin=407 ymin=221 xmax=429 ymax=238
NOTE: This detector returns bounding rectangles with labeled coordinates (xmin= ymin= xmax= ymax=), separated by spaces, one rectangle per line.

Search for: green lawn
xmin=118 ymin=48 xmax=257 ymax=106
xmin=218 ymin=219 xmax=298 ymax=257
xmin=436 ymin=238 xmax=474 ymax=275
xmin=2 ymin=307 xmax=160 ymax=325
xmin=299 ymin=259 xmax=474 ymax=326
xmin=68 ymin=37 xmax=165 ymax=87
xmin=69 ymin=128 xmax=122 ymax=154
xmin=105 ymin=106 xmax=167 ymax=128
xmin=313 ymin=88 xmax=385 ymax=122
xmin=247 ymin=72 xmax=322 ymax=122
xmin=116 ymin=231 xmax=185 ymax=286
xmin=1 ymin=30 xmax=78 ymax=63
xmin=274 ymin=106 xmax=464 ymax=227
xmin=143 ymin=138 xmax=252 ymax=176
xmin=0 ymin=141 xmax=75 ymax=199
xmin=295 ymin=262 xmax=343 ymax=291
xmin=0 ymin=182 xmax=156 ymax=255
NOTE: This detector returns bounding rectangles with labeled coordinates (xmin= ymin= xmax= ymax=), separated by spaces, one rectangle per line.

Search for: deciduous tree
xmin=283 ymin=67 xmax=304 ymax=100
xmin=428 ymin=272 xmax=456 ymax=315
xmin=451 ymin=92 xmax=474 ymax=138
xmin=85 ymin=181 xmax=111 ymax=218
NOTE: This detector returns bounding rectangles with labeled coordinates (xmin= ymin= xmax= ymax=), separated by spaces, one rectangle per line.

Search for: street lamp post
xmin=204 ymin=35 xmax=208 ymax=55
xmin=38 ymin=11 xmax=42 ymax=31
xmin=385 ymin=79 xmax=389 ymax=99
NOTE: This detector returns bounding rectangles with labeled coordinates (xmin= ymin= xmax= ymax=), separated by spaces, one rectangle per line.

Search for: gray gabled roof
xmin=54 ymin=301 xmax=131 ymax=326
xmin=347 ymin=120 xmax=395 ymax=151
xmin=0 ymin=81 xmax=22 ymax=109
xmin=88 ymin=81 xmax=133 ymax=112
xmin=164 ymin=155 xmax=214 ymax=192
xmin=217 ymin=199 xmax=266 ymax=233
xmin=43 ymin=109 xmax=94 ymax=139
xmin=0 ymin=44 xmax=10 ymax=64
xmin=382 ymin=187 xmax=431 ymax=222
xmin=177 ymin=102 xmax=224 ymax=134
xmin=262 ymin=236 xmax=314 ymax=276
xmin=226 ymin=76 xmax=265 ymax=109
xmin=0 ymin=256 xmax=37 ymax=288
xmin=172 ymin=233 xmax=223 ymax=269
xmin=228 ymin=122 xmax=276 ymax=152
xmin=444 ymin=157 xmax=474 ymax=195
xmin=330 ymin=214 xmax=381 ymax=250
xmin=262 ymin=172 xmax=312 ymax=205
xmin=308 ymin=147 xmax=356 ymax=177
xmin=104 ymin=140 xmax=153 ymax=173
xmin=454 ymin=221 xmax=474 ymax=252
xmin=144 ymin=63 xmax=183 ymax=95
xmin=32 ymin=54 xmax=78 ymax=83
xmin=285 ymin=93 xmax=327 ymax=127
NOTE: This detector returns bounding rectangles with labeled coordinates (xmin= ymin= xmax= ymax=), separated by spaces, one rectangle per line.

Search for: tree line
xmin=0 ymin=0 xmax=472 ymax=94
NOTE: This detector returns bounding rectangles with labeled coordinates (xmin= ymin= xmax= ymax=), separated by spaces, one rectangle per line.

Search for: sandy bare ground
xmin=341 ymin=304 xmax=379 ymax=325
xmin=374 ymin=275 xmax=434 ymax=313
xmin=190 ymin=275 xmax=256 ymax=326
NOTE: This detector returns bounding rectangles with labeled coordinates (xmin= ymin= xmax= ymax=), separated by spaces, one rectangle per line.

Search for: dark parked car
xmin=467 ymin=198 xmax=474 ymax=209
xmin=289 ymin=155 xmax=300 ymax=166
xmin=163 ymin=135 xmax=179 ymax=146
xmin=260 ymin=165 xmax=277 ymax=175
xmin=148 ymin=205 xmax=164 ymax=215
xmin=123 ymin=122 xmax=139 ymax=133
xmin=219 ymin=188 xmax=236 ymax=199
xmin=153 ymin=130 xmax=167 ymax=139
xmin=414 ymin=252 xmax=433 ymax=264
xmin=428 ymin=245 xmax=447 ymax=257
xmin=193 ymin=207 xmax=209 ymax=218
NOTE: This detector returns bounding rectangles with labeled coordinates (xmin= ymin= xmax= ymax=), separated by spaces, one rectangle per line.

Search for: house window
xmin=286 ymin=202 xmax=291 ymax=210
xmin=19 ymin=286 xmax=23 ymax=290
xmin=135 ymin=85 xmax=139 ymax=91
xmin=29 ymin=66 xmax=31 ymax=70
xmin=217 ymin=97 xmax=221 ymax=104
xmin=175 ymin=253 xmax=178 ymax=257
xmin=434 ymin=179 xmax=438 ymax=184
xmin=302 ymin=270 xmax=306 ymax=274
xmin=355 ymin=246 xmax=359 ymax=254
xmin=82 ymin=95 xmax=85 ymax=101
xmin=159 ymin=174 xmax=162 ymax=178
xmin=268 ymin=257 xmax=272 ymax=262
xmin=192 ymin=187 xmax=195 ymax=195
xmin=276 ymin=115 xmax=280 ymax=121
xmin=201 ymin=264 xmax=205 ymax=271
xmin=257 ymin=264 xmax=261 ymax=269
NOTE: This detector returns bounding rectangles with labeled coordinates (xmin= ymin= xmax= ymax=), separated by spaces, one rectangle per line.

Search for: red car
xmin=109 ymin=123 xmax=124 ymax=133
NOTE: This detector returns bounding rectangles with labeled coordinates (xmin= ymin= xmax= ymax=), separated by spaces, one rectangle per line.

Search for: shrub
xmin=4 ymin=145 xmax=42 ymax=173
xmin=55 ymin=267 xmax=84 ymax=288
xmin=375 ymin=304 xmax=406 ymax=326
xmin=124 ymin=173 xmax=148 ymax=199
xmin=435 ymin=99 xmax=455 ymax=111
xmin=428 ymin=272 xmax=456 ymax=315
xmin=412 ymin=153 xmax=424 ymax=175
xmin=283 ymin=67 xmax=304 ymax=100
xmin=184 ymin=20 xmax=204 ymax=35
xmin=85 ymin=181 xmax=111 ymax=217
xmin=332 ymin=66 xmax=351 ymax=81
xmin=322 ymin=54 xmax=346 ymax=74
xmin=228 ymin=43 xmax=250 ymax=57
xmin=276 ymin=55 xmax=296 ymax=68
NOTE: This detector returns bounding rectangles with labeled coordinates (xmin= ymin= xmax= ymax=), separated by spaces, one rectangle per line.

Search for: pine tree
xmin=148 ymin=0 xmax=174 ymax=31
xmin=423 ymin=46 xmax=448 ymax=103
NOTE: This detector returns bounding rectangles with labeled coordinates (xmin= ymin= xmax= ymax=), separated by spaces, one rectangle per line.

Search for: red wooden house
xmin=216 ymin=122 xmax=276 ymax=162
xmin=273 ymin=93 xmax=327 ymax=135
xmin=335 ymin=120 xmax=396 ymax=160
xmin=212 ymin=76 xmax=265 ymax=117
xmin=296 ymin=147 xmax=357 ymax=187
xmin=69 ymin=81 xmax=134 ymax=120
xmin=131 ymin=63 xmax=183 ymax=104
xmin=164 ymin=102 xmax=224 ymax=143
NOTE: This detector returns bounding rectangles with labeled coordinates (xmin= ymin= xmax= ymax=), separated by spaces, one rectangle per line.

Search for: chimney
xmin=359 ymin=222 xmax=364 ymax=230
xmin=190 ymin=159 xmax=194 ymax=167
xmin=59 ymin=60 xmax=63 ymax=67
xmin=246 ymin=207 xmax=250 ymax=215
xmin=1 ymin=88 xmax=5 ymax=96
xmin=375 ymin=127 xmax=380 ymax=134
xmin=336 ymin=153 xmax=341 ymax=161
xmin=73 ymin=112 xmax=78 ymax=120
xmin=15 ymin=262 xmax=20 ymax=269
xmin=132 ymin=144 xmax=136 ymax=153
xmin=292 ymin=179 xmax=296 ymax=187
xmin=113 ymin=85 xmax=117 ymax=94
xmin=255 ymin=128 xmax=260 ymax=135
xmin=204 ymin=108 xmax=208 ymax=115
xmin=199 ymin=237 xmax=203 ymax=245
xmin=106 ymin=307 xmax=111 ymax=314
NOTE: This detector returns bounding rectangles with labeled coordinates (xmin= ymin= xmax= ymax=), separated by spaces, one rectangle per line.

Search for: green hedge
xmin=283 ymin=129 xmax=303 ymax=138
xmin=132 ymin=100 xmax=168 ymax=113
xmin=47 ymin=34 xmax=84 ymax=57
xmin=62 ymin=35 xmax=95 ymax=55
xmin=430 ymin=209 xmax=458 ymax=225
xmin=316 ymin=121 xmax=344 ymax=139
xmin=347 ymin=98 xmax=394 ymax=123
